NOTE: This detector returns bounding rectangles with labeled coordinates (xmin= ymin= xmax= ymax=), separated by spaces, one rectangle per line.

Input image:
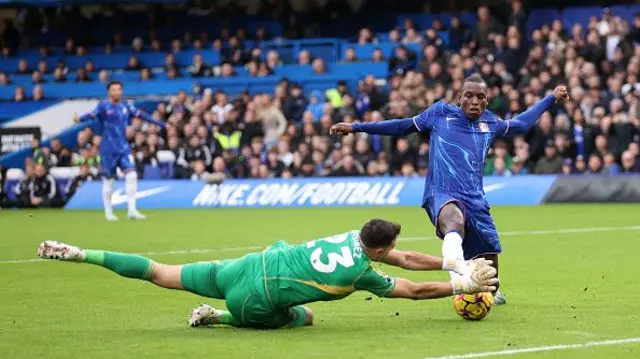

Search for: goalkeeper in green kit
xmin=38 ymin=218 xmax=497 ymax=329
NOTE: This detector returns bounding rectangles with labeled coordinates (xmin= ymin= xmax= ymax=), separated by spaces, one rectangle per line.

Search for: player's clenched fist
xmin=329 ymin=123 xmax=353 ymax=136
xmin=553 ymin=86 xmax=569 ymax=103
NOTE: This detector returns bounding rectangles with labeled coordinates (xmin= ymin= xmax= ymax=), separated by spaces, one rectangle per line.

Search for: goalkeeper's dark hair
xmin=360 ymin=218 xmax=402 ymax=249
xmin=463 ymin=74 xmax=487 ymax=86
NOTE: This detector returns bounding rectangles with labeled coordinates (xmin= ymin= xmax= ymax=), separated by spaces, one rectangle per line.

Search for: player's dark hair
xmin=107 ymin=80 xmax=123 ymax=90
xmin=463 ymin=74 xmax=487 ymax=86
xmin=360 ymin=219 xmax=402 ymax=249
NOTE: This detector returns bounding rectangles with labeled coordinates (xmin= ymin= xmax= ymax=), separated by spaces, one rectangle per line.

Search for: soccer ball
xmin=453 ymin=292 xmax=494 ymax=320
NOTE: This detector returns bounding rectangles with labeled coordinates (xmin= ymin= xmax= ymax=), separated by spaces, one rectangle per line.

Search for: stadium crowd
xmin=3 ymin=2 xmax=640 ymax=200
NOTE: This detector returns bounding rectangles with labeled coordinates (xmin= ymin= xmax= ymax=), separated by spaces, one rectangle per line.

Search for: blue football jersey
xmin=412 ymin=101 xmax=511 ymax=202
xmin=84 ymin=101 xmax=144 ymax=155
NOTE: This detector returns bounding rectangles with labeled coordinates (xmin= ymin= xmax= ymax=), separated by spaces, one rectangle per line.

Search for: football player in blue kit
xmin=74 ymin=81 xmax=166 ymax=221
xmin=331 ymin=74 xmax=569 ymax=304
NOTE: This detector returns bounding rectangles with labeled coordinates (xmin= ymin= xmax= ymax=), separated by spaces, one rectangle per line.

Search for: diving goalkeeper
xmin=38 ymin=218 xmax=497 ymax=329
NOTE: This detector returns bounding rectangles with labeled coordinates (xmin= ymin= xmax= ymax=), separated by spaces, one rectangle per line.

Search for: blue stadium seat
xmin=143 ymin=165 xmax=163 ymax=180
xmin=561 ymin=6 xmax=602 ymax=31
xmin=527 ymin=8 xmax=561 ymax=38
xmin=341 ymin=42 xmax=421 ymax=61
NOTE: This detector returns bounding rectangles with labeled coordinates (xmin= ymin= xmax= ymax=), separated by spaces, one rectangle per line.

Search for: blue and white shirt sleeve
xmin=79 ymin=102 xmax=103 ymax=122
xmin=413 ymin=101 xmax=444 ymax=132
xmin=495 ymin=95 xmax=555 ymax=138
xmin=128 ymin=103 xmax=166 ymax=128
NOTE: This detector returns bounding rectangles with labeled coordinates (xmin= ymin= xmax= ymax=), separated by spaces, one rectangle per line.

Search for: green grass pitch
xmin=1 ymin=205 xmax=640 ymax=359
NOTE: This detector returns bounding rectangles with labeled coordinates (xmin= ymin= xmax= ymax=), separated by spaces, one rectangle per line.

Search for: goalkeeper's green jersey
xmin=262 ymin=231 xmax=397 ymax=308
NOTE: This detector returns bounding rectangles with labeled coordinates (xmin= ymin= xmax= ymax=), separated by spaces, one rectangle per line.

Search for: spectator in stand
xmin=31 ymin=70 xmax=45 ymax=84
xmin=140 ymin=68 xmax=154 ymax=81
xmin=189 ymin=54 xmax=211 ymax=77
xmin=53 ymin=67 xmax=68 ymax=83
xmin=211 ymin=92 xmax=233 ymax=124
xmin=132 ymin=37 xmax=145 ymax=53
xmin=306 ymin=91 xmax=325 ymax=121
xmin=17 ymin=59 xmax=30 ymax=74
xmin=298 ymin=50 xmax=311 ymax=65
xmin=312 ymin=58 xmax=327 ymax=75
xmin=357 ymin=28 xmax=377 ymax=44
xmin=283 ymin=83 xmax=307 ymax=123
xmin=390 ymin=138 xmax=415 ymax=175
xmin=76 ymin=68 xmax=92 ymax=83
xmin=0 ymin=72 xmax=10 ymax=85
xmin=98 ymin=70 xmax=110 ymax=84
xmin=402 ymin=28 xmax=423 ymax=44
xmin=449 ymin=16 xmax=469 ymax=50
xmin=12 ymin=164 xmax=34 ymax=208
xmin=84 ymin=60 xmax=96 ymax=75
xmin=218 ymin=63 xmax=236 ymax=77
xmin=388 ymin=45 xmax=416 ymax=75
xmin=586 ymin=154 xmax=604 ymax=174
xmin=343 ymin=47 xmax=358 ymax=63
xmin=266 ymin=51 xmax=282 ymax=69
xmin=50 ymin=139 xmax=72 ymax=167
xmin=535 ymin=141 xmax=564 ymax=174
xmin=13 ymin=86 xmax=25 ymax=102
xmin=332 ymin=154 xmax=364 ymax=176
xmin=492 ymin=157 xmax=512 ymax=176
xmin=257 ymin=94 xmax=287 ymax=147
xmin=371 ymin=48 xmax=385 ymax=63
xmin=66 ymin=164 xmax=95 ymax=199
xmin=508 ymin=0 xmax=527 ymax=35
xmin=29 ymin=164 xmax=62 ymax=208
xmin=190 ymin=160 xmax=211 ymax=181
xmin=388 ymin=28 xmax=401 ymax=43
xmin=621 ymin=150 xmax=639 ymax=173
xmin=126 ymin=56 xmax=143 ymax=71
xmin=32 ymin=85 xmax=45 ymax=101
xmin=472 ymin=6 xmax=504 ymax=50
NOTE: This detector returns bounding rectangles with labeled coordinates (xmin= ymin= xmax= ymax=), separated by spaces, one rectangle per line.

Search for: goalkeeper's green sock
xmin=84 ymin=250 xmax=154 ymax=281
xmin=216 ymin=311 xmax=243 ymax=327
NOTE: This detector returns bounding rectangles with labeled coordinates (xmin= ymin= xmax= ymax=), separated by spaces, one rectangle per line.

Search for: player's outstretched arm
xmin=382 ymin=249 xmax=446 ymax=271
xmin=330 ymin=118 xmax=419 ymax=137
xmin=74 ymin=112 xmax=96 ymax=123
xmin=498 ymin=85 xmax=569 ymax=137
xmin=135 ymin=109 xmax=167 ymax=128
xmin=387 ymin=266 xmax=497 ymax=300
xmin=382 ymin=249 xmax=493 ymax=275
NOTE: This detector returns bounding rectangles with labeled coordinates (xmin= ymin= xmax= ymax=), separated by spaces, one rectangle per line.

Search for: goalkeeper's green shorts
xmin=180 ymin=254 xmax=308 ymax=329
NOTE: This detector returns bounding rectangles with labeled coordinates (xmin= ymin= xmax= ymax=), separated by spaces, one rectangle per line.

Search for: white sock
xmin=442 ymin=231 xmax=464 ymax=281
xmin=102 ymin=178 xmax=114 ymax=216
xmin=125 ymin=171 xmax=137 ymax=214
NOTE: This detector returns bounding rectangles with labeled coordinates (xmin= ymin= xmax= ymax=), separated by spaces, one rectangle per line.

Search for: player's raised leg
xmin=438 ymin=202 xmax=466 ymax=281
xmin=37 ymin=240 xmax=182 ymax=289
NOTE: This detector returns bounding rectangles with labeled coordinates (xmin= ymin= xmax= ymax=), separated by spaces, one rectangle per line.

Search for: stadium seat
xmin=143 ymin=165 xmax=163 ymax=180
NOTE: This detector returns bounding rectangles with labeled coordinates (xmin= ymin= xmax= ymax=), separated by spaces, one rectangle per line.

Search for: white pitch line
xmin=2 ymin=225 xmax=639 ymax=265
xmin=423 ymin=337 xmax=640 ymax=359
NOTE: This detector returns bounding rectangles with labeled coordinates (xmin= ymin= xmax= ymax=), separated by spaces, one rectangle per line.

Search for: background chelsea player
xmin=74 ymin=81 xmax=166 ymax=221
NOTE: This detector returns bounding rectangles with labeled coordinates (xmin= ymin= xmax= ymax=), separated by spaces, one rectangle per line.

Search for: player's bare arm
xmin=387 ymin=266 xmax=498 ymax=300
xmin=382 ymin=250 xmax=494 ymax=275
